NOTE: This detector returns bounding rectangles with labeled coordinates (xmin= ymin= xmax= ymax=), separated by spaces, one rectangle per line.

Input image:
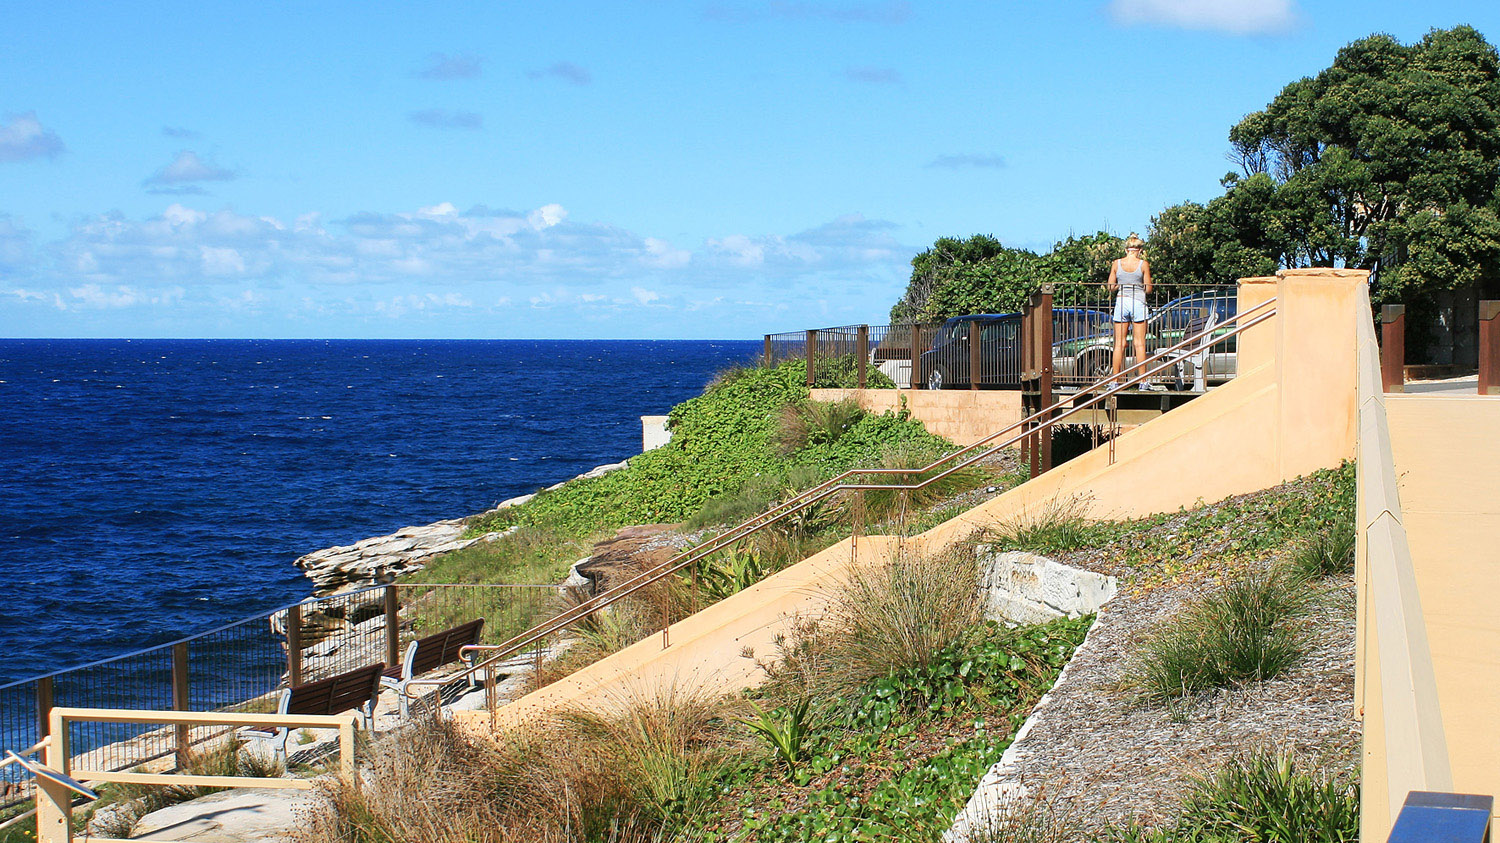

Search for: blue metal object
xmin=1388 ymin=791 xmax=1493 ymax=843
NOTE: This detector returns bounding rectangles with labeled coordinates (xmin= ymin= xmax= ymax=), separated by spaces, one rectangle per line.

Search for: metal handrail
xmin=407 ymin=298 xmax=1278 ymax=699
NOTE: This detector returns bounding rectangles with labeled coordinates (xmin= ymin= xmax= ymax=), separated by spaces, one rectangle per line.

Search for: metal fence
xmin=0 ymin=581 xmax=556 ymax=814
xmin=764 ymin=284 xmax=1238 ymax=392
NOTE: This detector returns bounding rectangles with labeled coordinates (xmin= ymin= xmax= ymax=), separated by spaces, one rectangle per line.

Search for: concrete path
xmin=1404 ymin=374 xmax=1480 ymax=395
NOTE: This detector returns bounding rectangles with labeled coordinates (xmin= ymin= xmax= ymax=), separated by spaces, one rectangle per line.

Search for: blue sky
xmin=4 ymin=0 xmax=1499 ymax=339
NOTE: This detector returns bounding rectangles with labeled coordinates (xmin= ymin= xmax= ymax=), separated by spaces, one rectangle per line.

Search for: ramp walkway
xmin=449 ymin=269 xmax=1365 ymax=731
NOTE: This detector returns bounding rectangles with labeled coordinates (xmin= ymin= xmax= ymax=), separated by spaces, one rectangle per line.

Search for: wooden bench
xmin=381 ymin=618 xmax=485 ymax=717
xmin=242 ymin=662 xmax=385 ymax=763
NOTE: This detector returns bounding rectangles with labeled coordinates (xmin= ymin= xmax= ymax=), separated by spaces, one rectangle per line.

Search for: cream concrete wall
xmin=468 ymin=269 xmax=1366 ymax=735
xmin=1362 ymin=394 xmax=1500 ymax=837
xmin=810 ymin=387 xmax=1025 ymax=447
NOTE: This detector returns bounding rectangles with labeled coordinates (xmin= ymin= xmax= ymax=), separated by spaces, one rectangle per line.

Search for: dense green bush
xmin=466 ymin=360 xmax=950 ymax=537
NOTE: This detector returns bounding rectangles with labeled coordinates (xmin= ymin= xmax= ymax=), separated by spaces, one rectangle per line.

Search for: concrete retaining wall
xmin=809 ymin=388 xmax=1025 ymax=446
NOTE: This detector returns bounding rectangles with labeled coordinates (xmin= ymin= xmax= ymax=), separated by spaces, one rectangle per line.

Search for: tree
xmin=1224 ymin=26 xmax=1500 ymax=298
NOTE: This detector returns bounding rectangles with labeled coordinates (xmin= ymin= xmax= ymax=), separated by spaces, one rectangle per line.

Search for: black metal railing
xmin=765 ymin=284 xmax=1237 ymax=391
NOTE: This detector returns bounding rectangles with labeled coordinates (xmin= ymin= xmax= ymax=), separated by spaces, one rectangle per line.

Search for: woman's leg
xmin=1111 ymin=321 xmax=1128 ymax=378
xmin=1131 ymin=319 xmax=1149 ymax=381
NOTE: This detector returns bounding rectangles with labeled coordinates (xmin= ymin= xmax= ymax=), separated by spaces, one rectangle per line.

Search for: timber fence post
xmin=1381 ymin=305 xmax=1405 ymax=393
xmin=1480 ymin=301 xmax=1499 ymax=396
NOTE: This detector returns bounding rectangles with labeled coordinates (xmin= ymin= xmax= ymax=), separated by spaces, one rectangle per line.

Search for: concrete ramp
xmin=461 ymin=269 xmax=1365 ymax=729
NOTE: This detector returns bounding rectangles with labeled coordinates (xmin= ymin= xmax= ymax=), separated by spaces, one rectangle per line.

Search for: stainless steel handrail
xmin=408 ymin=298 xmax=1279 ymax=700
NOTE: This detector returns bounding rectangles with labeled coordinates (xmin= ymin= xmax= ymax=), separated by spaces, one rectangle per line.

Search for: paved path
xmin=1404 ymin=374 xmax=1480 ymax=395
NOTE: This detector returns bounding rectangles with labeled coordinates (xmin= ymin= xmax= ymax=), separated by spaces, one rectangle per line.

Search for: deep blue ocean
xmin=0 ymin=339 xmax=759 ymax=687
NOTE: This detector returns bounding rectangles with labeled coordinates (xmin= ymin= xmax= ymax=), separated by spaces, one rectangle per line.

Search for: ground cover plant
xmin=300 ymin=545 xmax=1091 ymax=843
xmin=984 ymin=462 xmax=1354 ymax=584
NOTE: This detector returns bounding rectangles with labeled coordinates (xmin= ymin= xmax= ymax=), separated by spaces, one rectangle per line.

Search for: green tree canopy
xmin=889 ymin=232 xmax=1122 ymax=323
xmin=1218 ymin=25 xmax=1500 ymax=299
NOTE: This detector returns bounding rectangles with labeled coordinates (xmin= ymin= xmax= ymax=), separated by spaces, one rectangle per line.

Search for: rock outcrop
xmin=294 ymin=460 xmax=630 ymax=593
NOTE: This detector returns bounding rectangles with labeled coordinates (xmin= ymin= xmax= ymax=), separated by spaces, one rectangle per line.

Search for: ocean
xmin=0 ymin=338 xmax=760 ymax=687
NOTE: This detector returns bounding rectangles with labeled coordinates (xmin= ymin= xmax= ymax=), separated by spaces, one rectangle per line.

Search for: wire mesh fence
xmin=0 ymin=579 xmax=558 ymax=815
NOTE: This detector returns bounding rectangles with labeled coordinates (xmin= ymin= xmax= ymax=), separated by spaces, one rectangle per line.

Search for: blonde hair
xmin=1123 ymin=234 xmax=1146 ymax=258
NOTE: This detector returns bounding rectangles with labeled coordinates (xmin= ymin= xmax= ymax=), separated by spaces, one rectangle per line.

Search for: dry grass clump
xmin=298 ymin=685 xmax=744 ymax=843
xmin=844 ymin=445 xmax=992 ymax=526
xmin=985 ymin=495 xmax=1114 ymax=556
xmin=763 ymin=544 xmax=985 ymax=701
xmin=88 ymin=739 xmax=283 ymax=839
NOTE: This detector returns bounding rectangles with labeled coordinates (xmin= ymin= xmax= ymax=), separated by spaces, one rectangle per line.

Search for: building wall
xmin=809 ymin=387 xmax=1024 ymax=447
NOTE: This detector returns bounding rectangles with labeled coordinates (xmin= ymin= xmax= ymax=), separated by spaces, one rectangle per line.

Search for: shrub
xmin=841 ymin=444 xmax=992 ymax=526
xmin=1129 ymin=567 xmax=1310 ymax=702
xmin=810 ymin=353 xmax=897 ymax=389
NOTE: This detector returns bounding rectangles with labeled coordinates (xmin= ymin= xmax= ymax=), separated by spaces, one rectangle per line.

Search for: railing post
xmin=1479 ymin=301 xmax=1499 ymax=396
xmin=384 ymin=585 xmax=401 ymax=668
xmin=911 ymin=324 xmax=926 ymax=389
xmin=1381 ymin=305 xmax=1406 ymax=393
xmin=172 ymin=641 xmax=190 ymax=766
xmin=805 ymin=329 xmax=817 ymax=388
xmin=1039 ymin=285 xmax=1055 ymax=473
xmin=856 ymin=325 xmax=869 ymax=389
xmin=36 ymin=675 xmax=53 ymax=742
xmin=286 ymin=603 xmax=304 ymax=687
xmin=968 ymin=320 xmax=981 ymax=390
xmin=36 ymin=709 xmax=69 ymax=843
xmin=763 ymin=334 xmax=772 ymax=367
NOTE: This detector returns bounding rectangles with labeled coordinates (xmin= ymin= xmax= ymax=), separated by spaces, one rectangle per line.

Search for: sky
xmin=4 ymin=1 xmax=1500 ymax=339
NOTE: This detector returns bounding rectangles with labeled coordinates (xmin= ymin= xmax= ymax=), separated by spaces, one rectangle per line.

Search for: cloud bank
xmin=144 ymin=151 xmax=237 ymax=193
xmin=416 ymin=53 xmax=483 ymax=80
xmin=1107 ymin=0 xmax=1300 ymax=35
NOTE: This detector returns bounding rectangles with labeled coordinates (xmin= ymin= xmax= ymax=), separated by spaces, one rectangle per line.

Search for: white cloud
xmin=631 ymin=286 xmax=661 ymax=305
xmin=528 ymin=62 xmax=591 ymax=85
xmin=528 ymin=203 xmax=567 ymax=229
xmin=845 ymin=66 xmax=901 ymax=84
xmin=0 ymin=215 xmax=34 ymax=270
xmin=144 ymin=151 xmax=236 ymax=190
xmin=415 ymin=53 xmax=482 ymax=80
xmin=1107 ymin=0 xmax=1300 ymax=35
xmin=0 ymin=112 xmax=65 ymax=162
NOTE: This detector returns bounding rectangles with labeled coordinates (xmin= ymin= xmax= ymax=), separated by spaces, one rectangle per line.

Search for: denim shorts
xmin=1113 ymin=294 xmax=1148 ymax=323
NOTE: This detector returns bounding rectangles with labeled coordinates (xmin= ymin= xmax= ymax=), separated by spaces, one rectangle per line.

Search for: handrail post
xmin=286 ymin=603 xmax=304 ymax=687
xmin=1038 ymin=285 xmax=1055 ymax=473
xmin=763 ymin=334 xmax=772 ymax=367
xmin=1479 ymin=301 xmax=1499 ymax=396
xmin=1381 ymin=305 xmax=1406 ymax=393
xmin=172 ymin=641 xmax=190 ymax=766
xmin=36 ymin=675 xmax=53 ymax=743
xmin=384 ymin=585 xmax=401 ymax=668
xmin=856 ymin=325 xmax=869 ymax=389
xmin=968 ymin=320 xmax=981 ymax=390
xmin=805 ymin=329 xmax=817 ymax=388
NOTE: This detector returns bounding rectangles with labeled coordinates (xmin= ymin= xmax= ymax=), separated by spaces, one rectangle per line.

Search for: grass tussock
xmin=777 ymin=397 xmax=865 ymax=455
xmin=844 ymin=444 xmax=992 ymax=526
xmin=1101 ymin=750 xmax=1359 ymax=842
xmin=1127 ymin=567 xmax=1310 ymax=703
xmin=1290 ymin=520 xmax=1356 ymax=581
xmin=985 ymin=495 xmax=1116 ymax=556
xmin=764 ymin=545 xmax=985 ymax=700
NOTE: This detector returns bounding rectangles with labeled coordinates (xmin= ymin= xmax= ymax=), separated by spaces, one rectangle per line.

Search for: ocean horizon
xmin=0 ymin=338 xmax=760 ymax=686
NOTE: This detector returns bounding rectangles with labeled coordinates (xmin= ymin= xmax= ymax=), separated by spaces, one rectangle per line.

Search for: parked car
xmin=1051 ymin=289 xmax=1238 ymax=387
xmin=919 ymin=308 xmax=1112 ymax=390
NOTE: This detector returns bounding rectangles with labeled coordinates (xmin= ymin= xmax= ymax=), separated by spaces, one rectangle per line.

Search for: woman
xmin=1107 ymin=234 xmax=1154 ymax=388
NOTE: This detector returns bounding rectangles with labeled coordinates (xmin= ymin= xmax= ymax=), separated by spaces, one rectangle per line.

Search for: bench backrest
xmin=407 ymin=618 xmax=485 ymax=677
xmin=285 ymin=662 xmax=385 ymax=718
